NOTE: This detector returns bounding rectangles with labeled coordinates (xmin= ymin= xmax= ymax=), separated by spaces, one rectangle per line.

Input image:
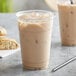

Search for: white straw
xmin=52 ymin=56 xmax=76 ymax=72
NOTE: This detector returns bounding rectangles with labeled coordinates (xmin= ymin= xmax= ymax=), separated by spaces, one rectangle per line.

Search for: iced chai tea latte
xmin=58 ymin=1 xmax=76 ymax=46
xmin=16 ymin=10 xmax=53 ymax=70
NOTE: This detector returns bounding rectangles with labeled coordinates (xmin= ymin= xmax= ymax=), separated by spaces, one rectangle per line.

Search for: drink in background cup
xmin=16 ymin=10 xmax=53 ymax=70
xmin=58 ymin=0 xmax=76 ymax=46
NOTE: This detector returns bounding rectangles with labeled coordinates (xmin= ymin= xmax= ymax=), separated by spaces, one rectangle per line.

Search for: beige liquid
xmin=58 ymin=4 xmax=76 ymax=46
xmin=18 ymin=14 xmax=52 ymax=69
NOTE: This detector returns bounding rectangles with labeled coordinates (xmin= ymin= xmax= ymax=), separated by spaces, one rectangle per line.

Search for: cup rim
xmin=16 ymin=10 xmax=53 ymax=18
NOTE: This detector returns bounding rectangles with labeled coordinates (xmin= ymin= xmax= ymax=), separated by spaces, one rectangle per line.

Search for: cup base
xmin=62 ymin=43 xmax=76 ymax=46
xmin=22 ymin=65 xmax=48 ymax=70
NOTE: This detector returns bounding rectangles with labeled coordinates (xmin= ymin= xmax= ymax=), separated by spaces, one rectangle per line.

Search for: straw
xmin=70 ymin=0 xmax=73 ymax=4
xmin=51 ymin=56 xmax=76 ymax=72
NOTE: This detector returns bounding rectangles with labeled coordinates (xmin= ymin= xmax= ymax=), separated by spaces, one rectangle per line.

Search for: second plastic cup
xmin=58 ymin=0 xmax=76 ymax=46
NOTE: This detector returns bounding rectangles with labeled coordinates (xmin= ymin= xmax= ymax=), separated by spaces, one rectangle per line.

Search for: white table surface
xmin=0 ymin=13 xmax=76 ymax=76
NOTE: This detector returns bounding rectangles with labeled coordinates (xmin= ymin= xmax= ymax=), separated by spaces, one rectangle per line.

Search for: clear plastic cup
xmin=16 ymin=10 xmax=53 ymax=70
xmin=58 ymin=0 xmax=76 ymax=46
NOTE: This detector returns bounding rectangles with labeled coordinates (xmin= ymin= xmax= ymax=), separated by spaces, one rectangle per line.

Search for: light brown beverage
xmin=58 ymin=3 xmax=76 ymax=46
xmin=16 ymin=10 xmax=53 ymax=70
